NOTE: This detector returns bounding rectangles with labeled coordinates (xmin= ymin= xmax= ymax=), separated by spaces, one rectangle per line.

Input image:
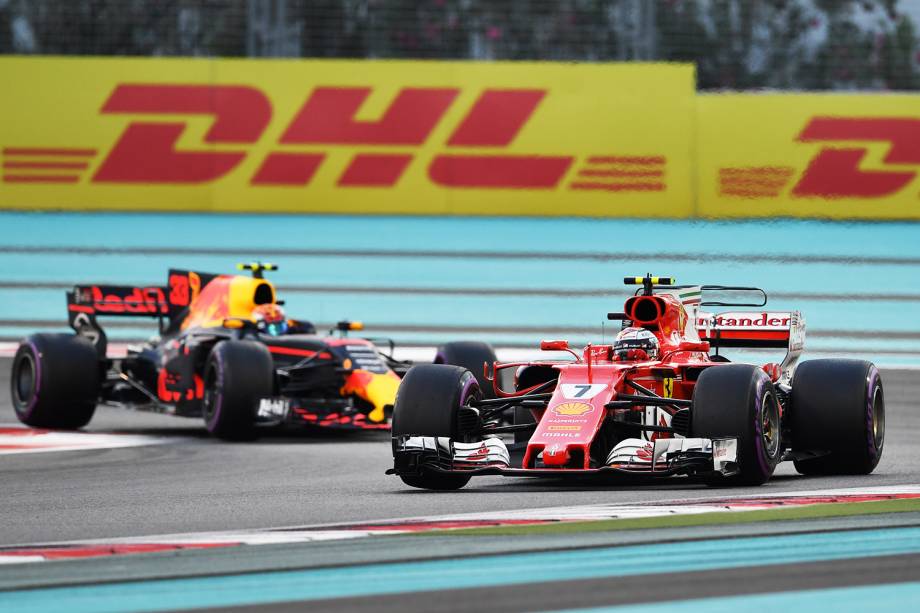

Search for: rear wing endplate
xmin=67 ymin=285 xmax=169 ymax=356
xmin=697 ymin=310 xmax=805 ymax=385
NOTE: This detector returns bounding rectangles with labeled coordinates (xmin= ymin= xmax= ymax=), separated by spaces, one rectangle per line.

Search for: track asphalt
xmin=1 ymin=363 xmax=917 ymax=610
xmin=1 ymin=362 xmax=918 ymax=546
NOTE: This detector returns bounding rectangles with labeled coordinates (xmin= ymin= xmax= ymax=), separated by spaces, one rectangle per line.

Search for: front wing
xmin=388 ymin=435 xmax=739 ymax=479
xmin=256 ymin=397 xmax=390 ymax=431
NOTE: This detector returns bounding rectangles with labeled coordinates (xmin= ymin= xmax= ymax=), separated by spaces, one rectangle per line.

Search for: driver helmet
xmin=613 ymin=327 xmax=659 ymax=361
xmin=253 ymin=303 xmax=289 ymax=336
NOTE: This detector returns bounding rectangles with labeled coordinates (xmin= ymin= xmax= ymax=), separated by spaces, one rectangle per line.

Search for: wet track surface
xmin=1 ymin=359 xmax=917 ymax=547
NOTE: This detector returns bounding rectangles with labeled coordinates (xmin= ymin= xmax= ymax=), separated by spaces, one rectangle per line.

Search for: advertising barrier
xmin=697 ymin=93 xmax=920 ymax=220
xmin=3 ymin=57 xmax=919 ymax=219
xmin=0 ymin=57 xmax=695 ymax=217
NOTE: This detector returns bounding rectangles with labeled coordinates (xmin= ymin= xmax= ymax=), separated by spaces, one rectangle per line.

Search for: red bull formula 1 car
xmin=389 ymin=275 xmax=885 ymax=489
xmin=9 ymin=263 xmax=496 ymax=440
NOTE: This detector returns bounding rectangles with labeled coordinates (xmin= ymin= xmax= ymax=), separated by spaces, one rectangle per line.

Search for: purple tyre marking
xmin=753 ymin=375 xmax=768 ymax=475
xmin=751 ymin=373 xmax=780 ymax=478
xmin=207 ymin=348 xmax=225 ymax=431
xmin=866 ymin=365 xmax=881 ymax=459
xmin=19 ymin=341 xmax=43 ymax=419
xmin=459 ymin=373 xmax=477 ymax=407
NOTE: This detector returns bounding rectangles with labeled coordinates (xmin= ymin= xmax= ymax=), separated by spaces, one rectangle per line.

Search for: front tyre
xmin=435 ymin=341 xmax=498 ymax=399
xmin=202 ymin=341 xmax=274 ymax=441
xmin=392 ymin=364 xmax=479 ymax=490
xmin=790 ymin=359 xmax=884 ymax=475
xmin=10 ymin=334 xmax=99 ymax=429
xmin=690 ymin=364 xmax=782 ymax=486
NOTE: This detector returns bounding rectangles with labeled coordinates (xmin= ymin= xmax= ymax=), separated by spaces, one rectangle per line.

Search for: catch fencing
xmin=2 ymin=0 xmax=919 ymax=91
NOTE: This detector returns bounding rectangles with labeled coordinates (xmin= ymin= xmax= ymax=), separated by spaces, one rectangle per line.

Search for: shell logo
xmin=553 ymin=402 xmax=594 ymax=416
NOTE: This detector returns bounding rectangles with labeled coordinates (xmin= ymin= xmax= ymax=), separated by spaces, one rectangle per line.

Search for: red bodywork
xmin=488 ymin=291 xmax=788 ymax=472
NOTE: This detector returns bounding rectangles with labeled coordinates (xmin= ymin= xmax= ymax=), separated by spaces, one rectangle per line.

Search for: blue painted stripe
xmin=2 ymin=213 xmax=919 ymax=259
xmin=556 ymin=581 xmax=920 ymax=613
xmin=2 ymin=248 xmax=919 ymax=294
xmin=3 ymin=527 xmax=920 ymax=613
xmin=4 ymin=286 xmax=918 ymax=332
xmin=2 ymin=212 xmax=919 ymax=362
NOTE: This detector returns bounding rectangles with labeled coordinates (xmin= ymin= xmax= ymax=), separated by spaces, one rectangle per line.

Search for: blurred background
xmin=1 ymin=0 xmax=919 ymax=364
xmin=2 ymin=0 xmax=918 ymax=89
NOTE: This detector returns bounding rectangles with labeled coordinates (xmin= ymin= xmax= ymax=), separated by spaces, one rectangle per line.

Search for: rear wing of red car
xmin=641 ymin=277 xmax=805 ymax=385
xmin=696 ymin=309 xmax=805 ymax=385
xmin=696 ymin=310 xmax=805 ymax=350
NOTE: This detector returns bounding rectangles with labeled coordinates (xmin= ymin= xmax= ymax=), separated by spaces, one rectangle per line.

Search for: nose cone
xmin=542 ymin=444 xmax=571 ymax=466
xmin=343 ymin=370 xmax=401 ymax=423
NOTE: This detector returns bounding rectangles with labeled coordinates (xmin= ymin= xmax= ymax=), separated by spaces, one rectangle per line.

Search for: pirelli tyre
xmin=790 ymin=359 xmax=884 ymax=475
xmin=10 ymin=334 xmax=100 ymax=429
xmin=690 ymin=364 xmax=782 ymax=486
xmin=202 ymin=340 xmax=274 ymax=441
xmin=435 ymin=341 xmax=498 ymax=399
xmin=392 ymin=364 xmax=479 ymax=490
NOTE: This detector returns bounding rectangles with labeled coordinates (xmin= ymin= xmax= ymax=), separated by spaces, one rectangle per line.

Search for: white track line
xmin=2 ymin=484 xmax=918 ymax=563
xmin=0 ymin=424 xmax=172 ymax=455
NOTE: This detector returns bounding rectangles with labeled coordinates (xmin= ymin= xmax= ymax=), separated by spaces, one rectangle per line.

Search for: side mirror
xmin=336 ymin=320 xmax=364 ymax=332
xmin=540 ymin=339 xmax=569 ymax=351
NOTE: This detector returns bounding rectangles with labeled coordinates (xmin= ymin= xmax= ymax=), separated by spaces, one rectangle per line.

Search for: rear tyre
xmin=202 ymin=341 xmax=274 ymax=441
xmin=790 ymin=359 xmax=884 ymax=476
xmin=435 ymin=341 xmax=498 ymax=399
xmin=392 ymin=364 xmax=478 ymax=490
xmin=10 ymin=334 xmax=99 ymax=429
xmin=690 ymin=364 xmax=781 ymax=486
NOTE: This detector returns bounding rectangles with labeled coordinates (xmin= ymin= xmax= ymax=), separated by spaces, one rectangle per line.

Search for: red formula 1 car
xmin=389 ymin=275 xmax=885 ymax=489
xmin=9 ymin=263 xmax=497 ymax=440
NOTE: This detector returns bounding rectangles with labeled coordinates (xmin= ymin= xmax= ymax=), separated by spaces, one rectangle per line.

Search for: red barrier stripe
xmin=719 ymin=167 xmax=795 ymax=177
xmin=720 ymin=177 xmax=790 ymax=188
xmin=3 ymin=148 xmax=97 ymax=157
xmin=578 ymin=169 xmax=664 ymax=178
xmin=3 ymin=161 xmax=89 ymax=170
xmin=4 ymin=175 xmax=80 ymax=183
xmin=570 ymin=182 xmax=665 ymax=192
xmin=719 ymin=188 xmax=783 ymax=198
xmin=586 ymin=156 xmax=665 ymax=165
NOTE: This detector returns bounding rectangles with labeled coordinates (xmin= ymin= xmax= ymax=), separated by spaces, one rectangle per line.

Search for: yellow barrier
xmin=697 ymin=94 xmax=920 ymax=220
xmin=0 ymin=57 xmax=696 ymax=217
xmin=6 ymin=57 xmax=917 ymax=219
